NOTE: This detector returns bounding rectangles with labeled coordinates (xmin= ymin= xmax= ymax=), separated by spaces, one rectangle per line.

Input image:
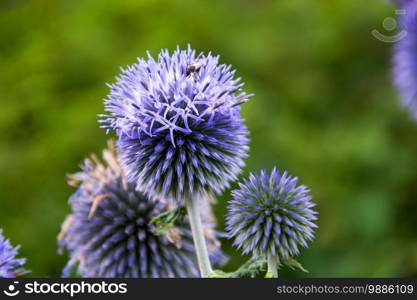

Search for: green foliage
xmin=281 ymin=258 xmax=309 ymax=273
xmin=0 ymin=0 xmax=416 ymax=277
xmin=210 ymin=258 xmax=267 ymax=278
xmin=151 ymin=206 xmax=186 ymax=236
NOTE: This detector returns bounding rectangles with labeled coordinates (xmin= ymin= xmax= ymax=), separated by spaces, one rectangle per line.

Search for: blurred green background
xmin=1 ymin=0 xmax=417 ymax=277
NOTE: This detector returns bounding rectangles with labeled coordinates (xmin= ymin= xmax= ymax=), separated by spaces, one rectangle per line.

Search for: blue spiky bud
xmin=226 ymin=168 xmax=318 ymax=259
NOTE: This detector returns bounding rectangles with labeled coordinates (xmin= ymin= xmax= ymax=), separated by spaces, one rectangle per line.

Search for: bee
xmin=186 ymin=61 xmax=204 ymax=76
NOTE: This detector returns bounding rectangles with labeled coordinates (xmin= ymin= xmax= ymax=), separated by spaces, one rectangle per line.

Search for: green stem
xmin=267 ymin=253 xmax=279 ymax=278
xmin=185 ymin=196 xmax=212 ymax=277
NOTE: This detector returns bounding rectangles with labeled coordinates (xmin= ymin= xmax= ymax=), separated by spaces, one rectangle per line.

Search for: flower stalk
xmin=185 ymin=196 xmax=212 ymax=277
xmin=267 ymin=253 xmax=279 ymax=278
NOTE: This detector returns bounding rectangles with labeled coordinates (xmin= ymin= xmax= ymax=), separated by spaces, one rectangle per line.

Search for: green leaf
xmin=281 ymin=257 xmax=309 ymax=273
xmin=210 ymin=258 xmax=267 ymax=278
xmin=151 ymin=206 xmax=186 ymax=236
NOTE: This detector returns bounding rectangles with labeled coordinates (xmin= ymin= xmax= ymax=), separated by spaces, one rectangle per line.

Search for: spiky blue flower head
xmin=226 ymin=168 xmax=318 ymax=259
xmin=393 ymin=1 xmax=417 ymax=118
xmin=59 ymin=141 xmax=226 ymax=278
xmin=0 ymin=229 xmax=28 ymax=278
xmin=100 ymin=46 xmax=251 ymax=205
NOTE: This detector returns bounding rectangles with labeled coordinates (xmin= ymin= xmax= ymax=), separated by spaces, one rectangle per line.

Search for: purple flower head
xmin=100 ymin=46 xmax=251 ymax=205
xmin=59 ymin=141 xmax=226 ymax=278
xmin=226 ymin=168 xmax=318 ymax=259
xmin=0 ymin=229 xmax=28 ymax=278
xmin=393 ymin=1 xmax=417 ymax=118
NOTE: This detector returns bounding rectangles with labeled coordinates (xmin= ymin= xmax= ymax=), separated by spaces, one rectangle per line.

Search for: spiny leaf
xmin=281 ymin=257 xmax=309 ymax=273
xmin=210 ymin=258 xmax=267 ymax=278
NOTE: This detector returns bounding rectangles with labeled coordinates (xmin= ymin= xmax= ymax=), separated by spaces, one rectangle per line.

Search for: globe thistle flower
xmin=100 ymin=46 xmax=251 ymax=205
xmin=0 ymin=229 xmax=28 ymax=278
xmin=393 ymin=1 xmax=417 ymax=118
xmin=59 ymin=141 xmax=226 ymax=278
xmin=226 ymin=168 xmax=318 ymax=276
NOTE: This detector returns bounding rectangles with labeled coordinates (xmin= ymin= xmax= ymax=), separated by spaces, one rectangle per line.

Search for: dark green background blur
xmin=1 ymin=0 xmax=417 ymax=277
